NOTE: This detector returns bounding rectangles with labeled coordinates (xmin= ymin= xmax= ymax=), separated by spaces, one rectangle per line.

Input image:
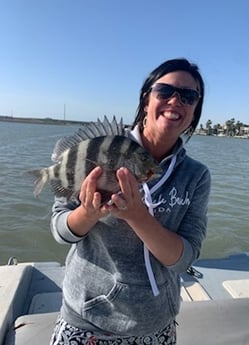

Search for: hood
xmin=128 ymin=125 xmax=186 ymax=179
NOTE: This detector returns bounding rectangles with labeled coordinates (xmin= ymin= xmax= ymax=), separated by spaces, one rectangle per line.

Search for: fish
xmin=26 ymin=116 xmax=162 ymax=203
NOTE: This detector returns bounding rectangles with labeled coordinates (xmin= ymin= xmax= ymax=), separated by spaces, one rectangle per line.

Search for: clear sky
xmin=1 ymin=0 xmax=249 ymax=127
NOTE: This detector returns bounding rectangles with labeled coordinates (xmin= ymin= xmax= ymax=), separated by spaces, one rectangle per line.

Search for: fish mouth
xmin=145 ymin=166 xmax=163 ymax=181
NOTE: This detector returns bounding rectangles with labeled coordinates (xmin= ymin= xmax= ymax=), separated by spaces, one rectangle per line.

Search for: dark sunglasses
xmin=151 ymin=83 xmax=201 ymax=105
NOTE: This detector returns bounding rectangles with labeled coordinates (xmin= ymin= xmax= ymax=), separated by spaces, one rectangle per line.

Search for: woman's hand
xmin=79 ymin=166 xmax=110 ymax=220
xmin=67 ymin=167 xmax=109 ymax=236
xmin=108 ymin=167 xmax=183 ymax=266
xmin=108 ymin=167 xmax=148 ymax=221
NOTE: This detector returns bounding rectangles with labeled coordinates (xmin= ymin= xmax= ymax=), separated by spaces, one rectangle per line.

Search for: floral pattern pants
xmin=49 ymin=316 xmax=176 ymax=345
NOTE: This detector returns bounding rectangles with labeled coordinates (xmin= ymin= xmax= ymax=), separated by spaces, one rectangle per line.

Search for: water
xmin=0 ymin=122 xmax=248 ymax=265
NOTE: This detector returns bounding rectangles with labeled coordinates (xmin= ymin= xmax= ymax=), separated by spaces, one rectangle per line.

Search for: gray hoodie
xmin=50 ymin=128 xmax=211 ymax=336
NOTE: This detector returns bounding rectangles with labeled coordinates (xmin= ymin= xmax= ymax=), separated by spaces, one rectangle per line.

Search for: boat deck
xmin=182 ymin=252 xmax=249 ymax=300
xmin=1 ymin=253 xmax=249 ymax=345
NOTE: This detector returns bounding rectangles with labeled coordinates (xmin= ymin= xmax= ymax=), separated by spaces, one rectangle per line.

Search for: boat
xmin=0 ymin=252 xmax=249 ymax=345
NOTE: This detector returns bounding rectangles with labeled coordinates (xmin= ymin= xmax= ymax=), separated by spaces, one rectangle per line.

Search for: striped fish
xmin=26 ymin=116 xmax=162 ymax=203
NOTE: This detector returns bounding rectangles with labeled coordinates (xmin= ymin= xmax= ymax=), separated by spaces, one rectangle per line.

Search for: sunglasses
xmin=151 ymin=83 xmax=201 ymax=105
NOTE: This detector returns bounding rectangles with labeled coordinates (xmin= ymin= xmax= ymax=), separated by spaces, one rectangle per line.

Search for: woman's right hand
xmin=67 ymin=167 xmax=109 ymax=236
xmin=79 ymin=166 xmax=110 ymax=219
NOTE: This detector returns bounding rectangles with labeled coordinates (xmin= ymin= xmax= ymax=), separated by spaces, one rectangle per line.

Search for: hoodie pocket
xmin=83 ymin=280 xmax=124 ymax=313
xmin=81 ymin=279 xmax=179 ymax=336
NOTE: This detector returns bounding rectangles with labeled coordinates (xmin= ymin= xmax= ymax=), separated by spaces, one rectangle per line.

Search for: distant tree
xmin=235 ymin=120 xmax=243 ymax=135
xmin=213 ymin=124 xmax=219 ymax=135
xmin=225 ymin=118 xmax=236 ymax=136
xmin=206 ymin=119 xmax=212 ymax=135
xmin=216 ymin=123 xmax=223 ymax=135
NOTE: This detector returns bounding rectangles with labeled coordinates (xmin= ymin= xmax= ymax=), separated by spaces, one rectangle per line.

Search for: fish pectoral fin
xmin=50 ymin=180 xmax=77 ymax=200
xmin=85 ymin=158 xmax=109 ymax=167
xmin=84 ymin=158 xmax=98 ymax=166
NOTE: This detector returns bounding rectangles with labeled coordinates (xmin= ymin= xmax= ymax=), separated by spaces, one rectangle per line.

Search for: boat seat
xmin=4 ymin=292 xmax=62 ymax=344
xmin=28 ymin=292 xmax=62 ymax=314
xmin=177 ymin=298 xmax=249 ymax=345
xmin=223 ymin=279 xmax=249 ymax=298
xmin=5 ymin=298 xmax=249 ymax=345
xmin=0 ymin=264 xmax=33 ymax=345
xmin=4 ymin=312 xmax=59 ymax=345
xmin=180 ymin=281 xmax=210 ymax=301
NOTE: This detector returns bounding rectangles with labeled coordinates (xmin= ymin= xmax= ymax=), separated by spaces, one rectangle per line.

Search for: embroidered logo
xmin=153 ymin=187 xmax=190 ymax=213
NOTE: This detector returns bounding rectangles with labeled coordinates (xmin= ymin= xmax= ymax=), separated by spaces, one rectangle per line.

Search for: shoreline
xmin=1 ymin=115 xmax=248 ymax=138
xmin=0 ymin=115 xmax=88 ymax=126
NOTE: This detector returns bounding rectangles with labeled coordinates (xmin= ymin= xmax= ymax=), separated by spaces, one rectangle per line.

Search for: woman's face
xmin=144 ymin=71 xmax=200 ymax=143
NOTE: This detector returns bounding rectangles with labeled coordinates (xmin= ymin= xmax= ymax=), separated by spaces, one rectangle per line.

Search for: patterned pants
xmin=49 ymin=316 xmax=176 ymax=345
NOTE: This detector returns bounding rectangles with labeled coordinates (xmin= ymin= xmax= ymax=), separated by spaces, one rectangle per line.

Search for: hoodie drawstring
xmin=142 ymin=154 xmax=177 ymax=296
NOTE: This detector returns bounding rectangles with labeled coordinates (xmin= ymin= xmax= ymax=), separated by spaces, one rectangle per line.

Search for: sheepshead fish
xmin=26 ymin=116 xmax=162 ymax=203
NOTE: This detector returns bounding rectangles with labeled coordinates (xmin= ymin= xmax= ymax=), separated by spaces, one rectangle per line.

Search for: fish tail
xmin=25 ymin=168 xmax=49 ymax=197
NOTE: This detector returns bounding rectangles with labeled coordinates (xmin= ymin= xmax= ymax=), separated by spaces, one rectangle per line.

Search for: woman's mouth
xmin=161 ymin=111 xmax=181 ymax=120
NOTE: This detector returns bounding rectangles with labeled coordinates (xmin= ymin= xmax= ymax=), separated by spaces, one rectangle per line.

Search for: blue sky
xmin=1 ymin=0 xmax=249 ymax=127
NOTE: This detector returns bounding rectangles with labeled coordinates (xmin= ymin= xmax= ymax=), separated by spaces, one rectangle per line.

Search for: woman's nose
xmin=167 ymin=91 xmax=182 ymax=105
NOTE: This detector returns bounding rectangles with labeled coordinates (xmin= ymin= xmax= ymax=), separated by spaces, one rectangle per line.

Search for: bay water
xmin=0 ymin=122 xmax=248 ymax=265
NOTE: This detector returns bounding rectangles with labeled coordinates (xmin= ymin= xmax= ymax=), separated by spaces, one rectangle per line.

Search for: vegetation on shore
xmin=197 ymin=118 xmax=249 ymax=137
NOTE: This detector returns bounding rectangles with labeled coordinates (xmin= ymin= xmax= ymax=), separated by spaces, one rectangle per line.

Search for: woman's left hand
xmin=107 ymin=167 xmax=147 ymax=220
xmin=108 ymin=167 xmax=184 ymax=266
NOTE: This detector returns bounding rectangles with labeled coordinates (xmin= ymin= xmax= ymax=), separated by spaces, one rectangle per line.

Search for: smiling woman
xmin=49 ymin=58 xmax=210 ymax=345
xmin=133 ymin=58 xmax=204 ymax=141
xmin=140 ymin=70 xmax=201 ymax=161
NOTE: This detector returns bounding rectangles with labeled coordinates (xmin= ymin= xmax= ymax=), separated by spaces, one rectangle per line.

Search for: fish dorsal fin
xmin=51 ymin=116 xmax=125 ymax=162
xmin=77 ymin=115 xmax=124 ymax=140
xmin=51 ymin=135 xmax=82 ymax=162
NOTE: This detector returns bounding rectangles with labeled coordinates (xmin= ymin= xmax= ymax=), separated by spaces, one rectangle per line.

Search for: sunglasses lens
xmin=152 ymin=84 xmax=200 ymax=105
xmin=180 ymin=89 xmax=200 ymax=105
xmin=152 ymin=84 xmax=175 ymax=100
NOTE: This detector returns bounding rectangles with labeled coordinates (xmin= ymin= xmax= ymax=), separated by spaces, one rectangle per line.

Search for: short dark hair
xmin=132 ymin=58 xmax=204 ymax=137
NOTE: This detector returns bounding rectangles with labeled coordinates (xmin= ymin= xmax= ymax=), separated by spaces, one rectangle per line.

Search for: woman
xmin=50 ymin=58 xmax=211 ymax=345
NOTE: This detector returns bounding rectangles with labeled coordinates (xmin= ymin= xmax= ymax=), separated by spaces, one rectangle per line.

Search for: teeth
xmin=162 ymin=112 xmax=180 ymax=120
